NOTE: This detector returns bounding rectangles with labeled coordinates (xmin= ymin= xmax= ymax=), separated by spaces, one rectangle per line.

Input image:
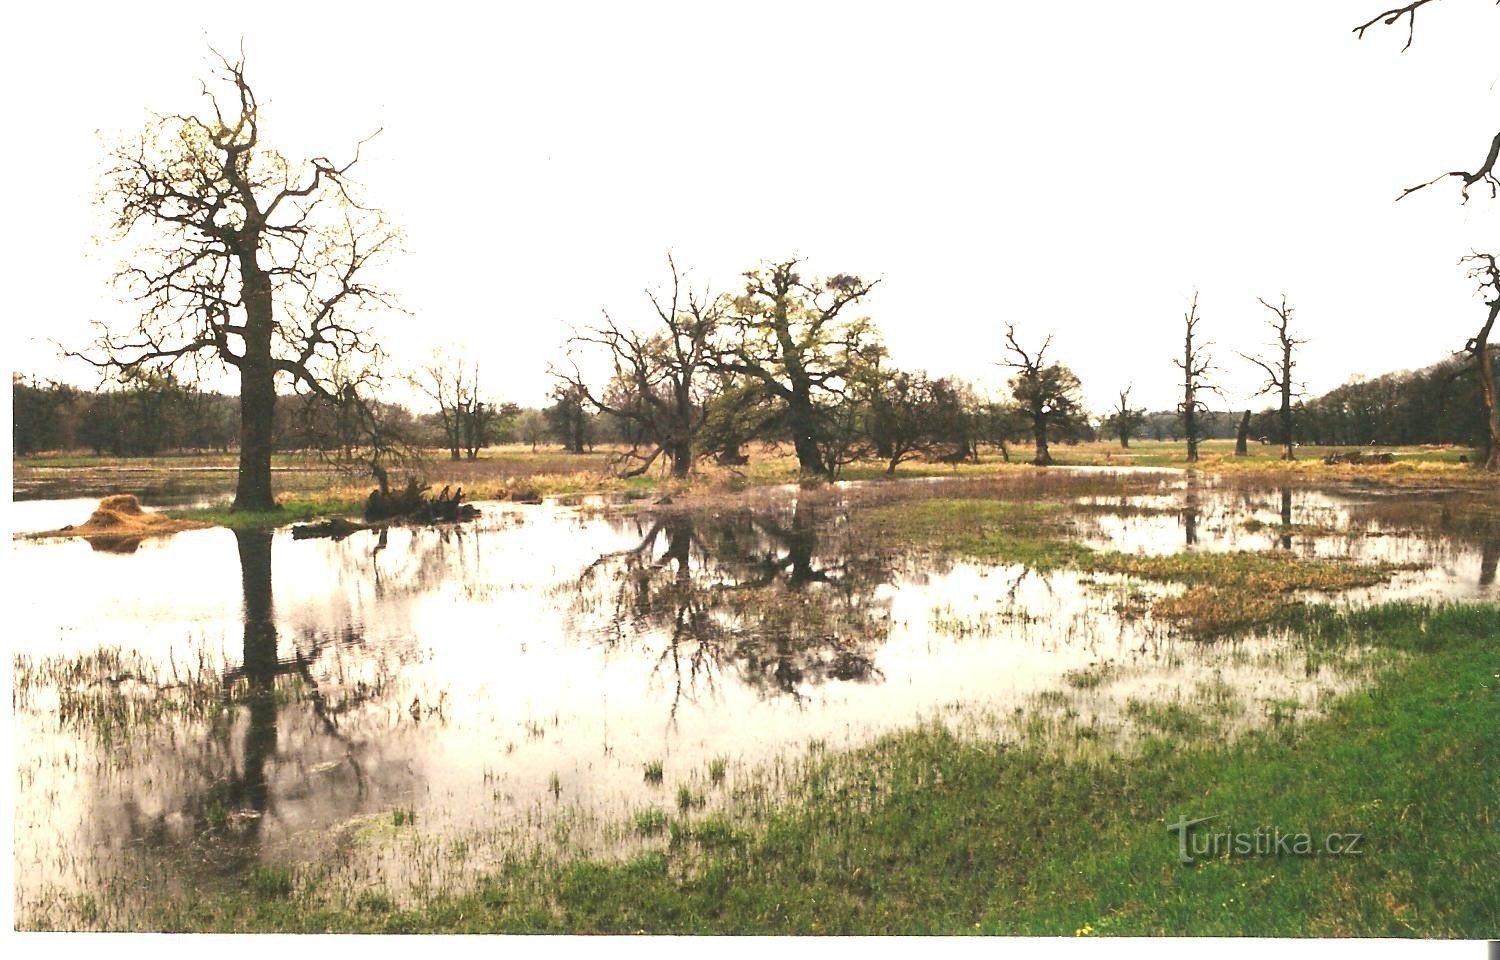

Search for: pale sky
xmin=2 ymin=0 xmax=1497 ymax=416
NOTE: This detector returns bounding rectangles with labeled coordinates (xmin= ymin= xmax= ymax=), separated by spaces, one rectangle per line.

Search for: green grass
xmin=166 ymin=497 xmax=368 ymax=531
xmin=108 ymin=602 xmax=1498 ymax=935
xmin=708 ymin=756 xmax=728 ymax=786
xmin=248 ymin=865 xmax=294 ymax=901
xmin=633 ymin=809 xmax=669 ymax=837
xmin=676 ymin=785 xmax=705 ymax=812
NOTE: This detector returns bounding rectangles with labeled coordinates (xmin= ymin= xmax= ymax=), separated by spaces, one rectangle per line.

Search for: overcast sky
xmin=2 ymin=1 xmax=1497 ymax=416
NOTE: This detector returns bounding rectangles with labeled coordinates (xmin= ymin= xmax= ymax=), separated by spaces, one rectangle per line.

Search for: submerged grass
xmin=857 ymin=498 xmax=1087 ymax=570
xmin=857 ymin=497 xmax=1399 ymax=635
xmin=114 ymin=602 xmax=1496 ymax=935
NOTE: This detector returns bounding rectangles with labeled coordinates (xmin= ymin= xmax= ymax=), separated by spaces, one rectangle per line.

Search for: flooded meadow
xmin=10 ymin=469 xmax=1500 ymax=929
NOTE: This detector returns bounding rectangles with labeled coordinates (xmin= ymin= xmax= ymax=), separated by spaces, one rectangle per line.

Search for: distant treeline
xmin=13 ymin=352 xmax=1497 ymax=458
xmin=12 ymin=372 xmax=638 ymax=458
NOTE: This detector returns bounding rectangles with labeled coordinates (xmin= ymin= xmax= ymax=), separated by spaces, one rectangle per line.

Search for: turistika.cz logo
xmin=1166 ymin=814 xmax=1365 ymax=865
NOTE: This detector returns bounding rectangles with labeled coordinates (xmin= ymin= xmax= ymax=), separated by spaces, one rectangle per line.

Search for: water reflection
xmin=1182 ymin=473 xmax=1201 ymax=546
xmin=231 ymin=529 xmax=277 ymax=829
xmin=12 ymin=471 xmax=1500 ymax=926
xmin=1280 ymin=488 xmax=1294 ymax=551
xmin=577 ymin=502 xmax=888 ymax=710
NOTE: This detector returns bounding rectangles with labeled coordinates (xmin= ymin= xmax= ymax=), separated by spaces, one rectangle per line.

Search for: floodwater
xmin=10 ymin=469 xmax=1499 ymax=925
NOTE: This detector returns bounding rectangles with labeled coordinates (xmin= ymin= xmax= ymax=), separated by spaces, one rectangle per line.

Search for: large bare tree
xmin=79 ymin=53 xmax=399 ymax=510
xmin=560 ymin=257 xmax=726 ymax=478
xmin=1241 ymin=296 xmax=1307 ymax=461
xmin=1174 ymin=292 xmax=1217 ymax=463
xmin=713 ymin=259 xmax=881 ymax=477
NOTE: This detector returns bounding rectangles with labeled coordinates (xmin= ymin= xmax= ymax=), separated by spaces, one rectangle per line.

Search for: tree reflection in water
xmin=577 ymin=500 xmax=891 ymax=714
xmin=102 ymin=530 xmax=416 ymax=883
xmin=1280 ymin=487 xmax=1294 ymax=551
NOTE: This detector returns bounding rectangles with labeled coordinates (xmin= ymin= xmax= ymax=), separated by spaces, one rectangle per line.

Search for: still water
xmin=11 ymin=471 xmax=1498 ymax=922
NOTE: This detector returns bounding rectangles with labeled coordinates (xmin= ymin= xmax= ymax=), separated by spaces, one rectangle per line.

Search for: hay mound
xmin=25 ymin=494 xmax=210 ymax=553
xmin=97 ymin=494 xmax=146 ymax=515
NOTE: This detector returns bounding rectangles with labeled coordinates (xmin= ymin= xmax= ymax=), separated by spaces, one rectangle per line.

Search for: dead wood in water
xmin=290 ymin=517 xmax=374 ymax=541
xmin=294 ymin=481 xmax=480 ymax=540
xmin=365 ymin=479 xmax=479 ymax=522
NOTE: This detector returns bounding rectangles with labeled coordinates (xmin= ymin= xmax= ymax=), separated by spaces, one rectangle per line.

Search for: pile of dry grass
xmin=26 ymin=494 xmax=209 ymax=552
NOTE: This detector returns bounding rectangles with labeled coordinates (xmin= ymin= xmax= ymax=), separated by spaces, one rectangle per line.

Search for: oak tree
xmin=560 ymin=257 xmax=726 ymax=478
xmin=81 ymin=54 xmax=399 ymax=510
xmin=1002 ymin=325 xmax=1083 ymax=466
xmin=714 ymin=259 xmax=881 ymax=477
xmin=1104 ymin=385 xmax=1146 ymax=449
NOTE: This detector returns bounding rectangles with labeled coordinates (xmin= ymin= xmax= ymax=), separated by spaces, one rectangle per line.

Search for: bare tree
xmin=713 ymin=259 xmax=881 ymax=477
xmin=1355 ymin=4 xmax=1500 ymax=468
xmin=1002 ymin=325 xmax=1083 ymax=467
xmin=1105 ymin=385 xmax=1146 ymax=449
xmin=415 ymin=353 xmax=505 ymax=461
xmin=76 ymin=53 xmax=399 ymax=510
xmin=1240 ymin=296 xmax=1308 ymax=460
xmin=1354 ymin=1 xmax=1500 ymax=202
xmin=1460 ymin=253 xmax=1500 ymax=469
xmin=1173 ymin=292 xmax=1217 ymax=463
xmin=560 ymin=256 xmax=725 ymax=478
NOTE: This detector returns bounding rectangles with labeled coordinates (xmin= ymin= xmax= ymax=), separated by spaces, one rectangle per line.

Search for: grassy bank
xmin=165 ymin=497 xmax=370 ymax=531
xmin=100 ymin=601 xmax=1496 ymax=935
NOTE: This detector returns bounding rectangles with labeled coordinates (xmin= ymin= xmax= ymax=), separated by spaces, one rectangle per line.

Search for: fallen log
xmin=291 ymin=517 xmax=374 ymax=541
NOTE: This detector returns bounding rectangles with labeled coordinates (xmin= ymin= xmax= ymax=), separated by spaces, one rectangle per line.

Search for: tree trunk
xmin=1119 ymin=432 xmax=1130 ymax=449
xmin=1184 ymin=407 xmax=1198 ymax=463
xmin=233 ymin=369 xmax=277 ymax=511
xmin=1031 ymin=412 xmax=1053 ymax=466
xmin=786 ymin=388 xmax=827 ymax=476
xmin=792 ymin=431 xmax=826 ymax=475
xmin=1235 ymin=410 xmax=1251 ymax=456
xmin=232 ymin=254 xmax=279 ymax=512
xmin=1478 ymin=342 xmax=1500 ymax=470
xmin=1280 ymin=375 xmax=1295 ymax=461
xmin=670 ymin=441 xmax=691 ymax=479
